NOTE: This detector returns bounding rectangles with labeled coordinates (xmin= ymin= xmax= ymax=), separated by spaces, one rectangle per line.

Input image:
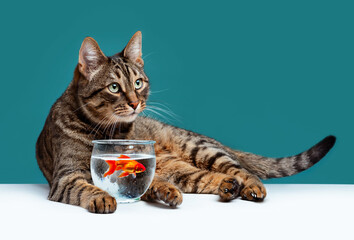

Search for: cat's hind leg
xmin=155 ymin=152 xmax=241 ymax=202
xmin=218 ymin=164 xmax=267 ymax=201
xmin=185 ymin=146 xmax=267 ymax=201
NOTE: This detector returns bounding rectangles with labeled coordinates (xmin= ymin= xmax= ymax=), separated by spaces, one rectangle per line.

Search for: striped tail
xmin=233 ymin=135 xmax=336 ymax=179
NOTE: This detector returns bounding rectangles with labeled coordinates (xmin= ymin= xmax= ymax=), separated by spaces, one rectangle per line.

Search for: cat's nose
xmin=128 ymin=101 xmax=139 ymax=110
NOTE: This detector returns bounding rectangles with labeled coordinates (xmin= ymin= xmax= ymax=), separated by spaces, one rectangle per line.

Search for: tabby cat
xmin=36 ymin=31 xmax=336 ymax=213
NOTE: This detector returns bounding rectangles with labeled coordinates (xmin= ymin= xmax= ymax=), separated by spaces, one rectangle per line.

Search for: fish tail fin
xmin=103 ymin=160 xmax=117 ymax=177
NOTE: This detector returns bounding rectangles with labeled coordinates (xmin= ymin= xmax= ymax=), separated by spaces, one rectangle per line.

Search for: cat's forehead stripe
xmin=112 ymin=57 xmax=141 ymax=78
xmin=125 ymin=65 xmax=138 ymax=78
xmin=124 ymin=65 xmax=130 ymax=76
xmin=115 ymin=69 xmax=121 ymax=79
xmin=110 ymin=72 xmax=126 ymax=92
xmin=131 ymin=67 xmax=137 ymax=76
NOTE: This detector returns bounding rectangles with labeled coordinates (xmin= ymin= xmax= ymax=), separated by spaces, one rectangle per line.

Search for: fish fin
xmin=118 ymin=172 xmax=130 ymax=178
xmin=103 ymin=160 xmax=117 ymax=177
xmin=118 ymin=154 xmax=131 ymax=159
xmin=132 ymin=173 xmax=136 ymax=178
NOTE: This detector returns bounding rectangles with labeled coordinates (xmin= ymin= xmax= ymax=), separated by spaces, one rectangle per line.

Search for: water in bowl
xmin=91 ymin=153 xmax=156 ymax=203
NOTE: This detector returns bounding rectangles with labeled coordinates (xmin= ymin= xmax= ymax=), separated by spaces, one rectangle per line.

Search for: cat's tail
xmin=232 ymin=135 xmax=336 ymax=179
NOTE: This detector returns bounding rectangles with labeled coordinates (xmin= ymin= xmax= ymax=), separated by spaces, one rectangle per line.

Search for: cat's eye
xmin=108 ymin=83 xmax=120 ymax=93
xmin=134 ymin=79 xmax=143 ymax=90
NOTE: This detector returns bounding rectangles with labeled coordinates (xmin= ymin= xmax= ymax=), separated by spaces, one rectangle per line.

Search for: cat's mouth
xmin=115 ymin=111 xmax=139 ymax=122
xmin=114 ymin=104 xmax=144 ymax=122
xmin=118 ymin=109 xmax=140 ymax=116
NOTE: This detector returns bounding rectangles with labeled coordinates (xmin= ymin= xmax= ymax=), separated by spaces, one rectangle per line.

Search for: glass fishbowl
xmin=90 ymin=139 xmax=156 ymax=203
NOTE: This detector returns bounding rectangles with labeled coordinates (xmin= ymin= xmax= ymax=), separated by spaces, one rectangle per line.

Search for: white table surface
xmin=0 ymin=184 xmax=353 ymax=240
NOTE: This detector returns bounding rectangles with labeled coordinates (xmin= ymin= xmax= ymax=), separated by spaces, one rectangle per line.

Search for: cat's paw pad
xmin=156 ymin=185 xmax=183 ymax=207
xmin=218 ymin=177 xmax=241 ymax=201
xmin=240 ymin=182 xmax=267 ymax=202
xmin=88 ymin=193 xmax=117 ymax=214
xmin=148 ymin=185 xmax=183 ymax=207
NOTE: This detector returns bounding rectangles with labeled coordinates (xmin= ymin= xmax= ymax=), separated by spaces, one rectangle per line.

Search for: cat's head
xmin=76 ymin=31 xmax=149 ymax=124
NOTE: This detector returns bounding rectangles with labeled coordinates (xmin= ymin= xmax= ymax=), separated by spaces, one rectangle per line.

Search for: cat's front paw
xmin=143 ymin=183 xmax=183 ymax=207
xmin=87 ymin=193 xmax=117 ymax=214
xmin=218 ymin=177 xmax=241 ymax=201
xmin=241 ymin=181 xmax=267 ymax=202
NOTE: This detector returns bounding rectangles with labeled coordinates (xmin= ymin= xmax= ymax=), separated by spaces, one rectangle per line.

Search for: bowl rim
xmin=92 ymin=139 xmax=156 ymax=145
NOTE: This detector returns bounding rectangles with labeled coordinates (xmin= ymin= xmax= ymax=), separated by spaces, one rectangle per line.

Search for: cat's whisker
xmin=146 ymin=104 xmax=182 ymax=123
xmin=118 ymin=122 xmax=122 ymax=136
xmin=148 ymin=102 xmax=179 ymax=117
xmin=142 ymin=52 xmax=155 ymax=60
xmin=90 ymin=121 xmax=106 ymax=139
xmin=109 ymin=120 xmax=113 ymax=139
xmin=102 ymin=115 xmax=116 ymax=139
xmin=148 ymin=101 xmax=172 ymax=107
xmin=89 ymin=115 xmax=109 ymax=137
xmin=141 ymin=111 xmax=148 ymax=117
xmin=110 ymin=120 xmax=118 ymax=139
xmin=103 ymin=116 xmax=112 ymax=139
xmin=144 ymin=107 xmax=176 ymax=123
xmin=147 ymin=100 xmax=181 ymax=120
xmin=141 ymin=110 xmax=160 ymax=121
xmin=90 ymin=114 xmax=115 ymax=139
xmin=149 ymin=89 xmax=169 ymax=94
xmin=113 ymin=121 xmax=118 ymax=138
xmin=72 ymin=102 xmax=91 ymax=113
xmin=148 ymin=106 xmax=180 ymax=122
xmin=102 ymin=117 xmax=113 ymax=139
xmin=148 ymin=101 xmax=176 ymax=111
xmin=144 ymin=59 xmax=153 ymax=65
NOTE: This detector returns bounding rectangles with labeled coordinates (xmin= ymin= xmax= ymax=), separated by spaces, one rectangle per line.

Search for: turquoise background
xmin=0 ymin=0 xmax=352 ymax=184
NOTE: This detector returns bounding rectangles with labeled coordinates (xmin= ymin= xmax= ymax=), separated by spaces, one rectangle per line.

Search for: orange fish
xmin=103 ymin=154 xmax=146 ymax=178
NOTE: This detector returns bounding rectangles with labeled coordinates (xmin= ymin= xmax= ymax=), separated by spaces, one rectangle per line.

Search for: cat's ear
xmin=78 ymin=37 xmax=107 ymax=80
xmin=123 ymin=31 xmax=144 ymax=67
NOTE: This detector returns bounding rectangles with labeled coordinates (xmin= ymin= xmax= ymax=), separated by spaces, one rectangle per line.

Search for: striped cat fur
xmin=36 ymin=31 xmax=336 ymax=213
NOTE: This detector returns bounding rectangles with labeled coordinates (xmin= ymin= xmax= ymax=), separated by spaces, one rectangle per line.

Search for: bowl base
xmin=118 ymin=197 xmax=140 ymax=204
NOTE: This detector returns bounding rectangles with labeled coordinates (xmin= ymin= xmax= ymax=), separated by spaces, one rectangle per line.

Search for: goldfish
xmin=103 ymin=154 xmax=146 ymax=178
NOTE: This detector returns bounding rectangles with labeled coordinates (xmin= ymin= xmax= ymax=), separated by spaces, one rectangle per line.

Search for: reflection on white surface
xmin=0 ymin=184 xmax=353 ymax=240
